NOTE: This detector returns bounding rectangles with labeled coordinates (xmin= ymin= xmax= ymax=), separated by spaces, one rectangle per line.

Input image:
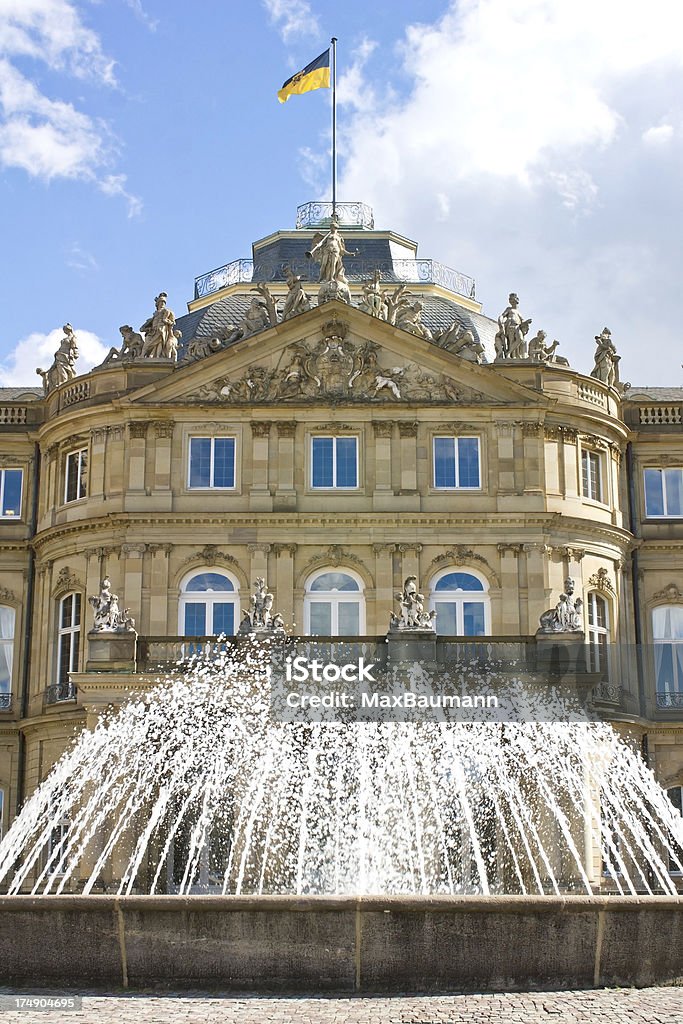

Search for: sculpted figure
xmin=224 ymin=297 xmax=271 ymax=344
xmin=395 ymin=300 xmax=433 ymax=342
xmin=103 ymin=325 xmax=144 ymax=364
xmin=36 ymin=324 xmax=79 ymax=394
xmin=282 ymin=267 xmax=312 ymax=320
xmin=528 ymin=330 xmax=559 ymax=363
xmin=185 ymin=335 xmax=223 ymax=360
xmin=373 ymin=366 xmax=404 ymax=399
xmin=88 ymin=577 xmax=133 ymax=632
xmin=359 ymin=270 xmax=388 ymax=320
xmin=140 ymin=293 xmax=180 ymax=360
xmin=238 ymin=578 xmax=284 ymax=633
xmin=390 ymin=576 xmax=437 ymax=632
xmin=306 ymin=217 xmax=357 ymax=284
xmin=590 ymin=327 xmax=620 ymax=387
xmin=385 ymin=284 xmax=409 ymax=326
xmin=437 ymin=322 xmax=485 ymax=363
xmin=495 ymin=293 xmax=532 ymax=359
xmin=538 ymin=578 xmax=584 ymax=633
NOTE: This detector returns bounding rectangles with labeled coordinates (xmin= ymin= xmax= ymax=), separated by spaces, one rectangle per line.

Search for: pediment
xmin=123 ymin=302 xmax=550 ymax=410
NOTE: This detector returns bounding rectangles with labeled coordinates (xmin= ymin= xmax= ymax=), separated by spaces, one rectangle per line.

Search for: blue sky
xmin=1 ymin=0 xmax=682 ymax=387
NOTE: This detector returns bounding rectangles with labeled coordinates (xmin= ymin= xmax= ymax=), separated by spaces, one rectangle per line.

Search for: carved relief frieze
xmin=52 ymin=565 xmax=85 ymax=597
xmin=397 ymin=421 xmax=419 ymax=438
xmin=275 ymin=421 xmax=297 ymax=437
xmin=652 ymin=582 xmax=682 ymax=603
xmin=372 ymin=421 xmax=394 ymax=437
xmin=128 ymin=422 xmax=149 ymax=440
xmin=182 ymin=545 xmax=238 ymax=568
xmin=250 ymin=421 xmax=272 ymax=437
xmin=587 ymin=567 xmax=616 ymax=595
xmin=153 ymin=420 xmax=175 ymax=439
xmin=0 ymin=587 xmax=17 ymax=603
xmin=272 ymin=543 xmax=298 ymax=557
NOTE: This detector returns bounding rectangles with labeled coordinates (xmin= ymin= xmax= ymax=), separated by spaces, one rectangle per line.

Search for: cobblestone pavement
xmin=1 ymin=988 xmax=683 ymax=1023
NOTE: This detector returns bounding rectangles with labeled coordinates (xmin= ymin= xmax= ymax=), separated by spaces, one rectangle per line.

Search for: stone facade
xmin=0 ymin=204 xmax=682 ymax=888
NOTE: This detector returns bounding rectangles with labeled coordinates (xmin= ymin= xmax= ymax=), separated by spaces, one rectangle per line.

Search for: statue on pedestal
xmin=306 ymin=218 xmax=357 ymax=306
xmin=282 ymin=267 xmax=312 ymax=320
xmin=239 ymin=578 xmax=285 ymax=634
xmin=590 ymin=327 xmax=620 ymax=387
xmin=395 ymin=300 xmax=433 ymax=342
xmin=36 ymin=324 xmax=79 ymax=393
xmin=140 ymin=293 xmax=180 ymax=360
xmin=538 ymin=578 xmax=584 ymax=633
xmin=495 ymin=293 xmax=532 ymax=359
xmin=103 ymin=325 xmax=145 ymax=364
xmin=88 ymin=578 xmax=135 ymax=632
xmin=359 ymin=270 xmax=388 ymax=320
xmin=390 ymin=576 xmax=437 ymax=632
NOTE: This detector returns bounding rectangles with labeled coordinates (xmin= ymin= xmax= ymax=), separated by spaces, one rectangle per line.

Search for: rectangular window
xmin=644 ymin=468 xmax=683 ymax=518
xmin=581 ymin=449 xmax=603 ymax=502
xmin=188 ymin=437 xmax=236 ymax=488
xmin=0 ymin=468 xmax=23 ymax=518
xmin=64 ymin=449 xmax=87 ymax=503
xmin=57 ymin=594 xmax=81 ymax=689
xmin=433 ymin=437 xmax=481 ymax=489
xmin=311 ymin=436 xmax=358 ymax=488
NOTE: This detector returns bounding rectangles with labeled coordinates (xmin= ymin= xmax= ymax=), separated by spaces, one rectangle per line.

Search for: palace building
xmin=0 ymin=200 xmax=682 ymax=882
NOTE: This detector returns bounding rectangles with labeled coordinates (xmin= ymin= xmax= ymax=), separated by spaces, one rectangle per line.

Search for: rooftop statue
xmin=282 ymin=267 xmax=312 ymax=320
xmin=102 ymin=325 xmax=144 ymax=365
xmin=437 ymin=322 xmax=485 ymax=363
xmin=538 ymin=578 xmax=584 ymax=634
xmin=495 ymin=293 xmax=532 ymax=359
xmin=528 ymin=330 xmax=560 ymax=363
xmin=395 ymin=299 xmax=434 ymax=342
xmin=140 ymin=293 xmax=181 ymax=360
xmin=224 ymin=292 xmax=274 ymax=344
xmin=88 ymin=577 xmax=135 ymax=633
xmin=590 ymin=327 xmax=620 ymax=388
xmin=390 ymin=576 xmax=437 ymax=632
xmin=36 ymin=323 xmax=79 ymax=394
xmin=185 ymin=335 xmax=223 ymax=361
xmin=359 ymin=269 xmax=388 ymax=320
xmin=238 ymin=578 xmax=285 ymax=634
xmin=306 ymin=217 xmax=358 ymax=285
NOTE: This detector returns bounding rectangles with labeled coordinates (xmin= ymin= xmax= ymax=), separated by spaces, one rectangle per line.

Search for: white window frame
xmin=64 ymin=448 xmax=88 ymax=503
xmin=432 ymin=436 xmax=482 ymax=490
xmin=644 ymin=467 xmax=683 ymax=518
xmin=178 ymin=569 xmax=240 ymax=637
xmin=187 ymin=436 xmax=237 ymax=490
xmin=587 ymin=591 xmax=610 ymax=678
xmin=581 ymin=447 xmax=604 ymax=503
xmin=310 ymin=435 xmax=359 ymax=490
xmin=0 ymin=467 xmax=23 ymax=519
xmin=429 ymin=568 xmax=491 ymax=636
xmin=304 ymin=568 xmax=365 ymax=636
xmin=653 ymin=605 xmax=683 ymax=700
xmin=57 ymin=593 xmax=81 ymax=690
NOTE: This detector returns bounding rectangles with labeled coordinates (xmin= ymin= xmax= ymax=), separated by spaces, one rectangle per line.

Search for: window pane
xmin=335 ymin=437 xmax=357 ymax=488
xmin=309 ymin=572 xmax=359 ymax=592
xmin=71 ymin=630 xmax=80 ymax=673
xmin=65 ymin=453 xmax=79 ymax=502
xmin=184 ymin=603 xmax=206 ymax=636
xmin=434 ymin=602 xmax=458 ymax=636
xmin=458 ymin=438 xmax=480 ymax=488
xmin=337 ymin=602 xmax=360 ymax=636
xmin=213 ymin=438 xmax=235 ymax=488
xmin=185 ymin=573 xmax=234 ymax=593
xmin=644 ymin=469 xmax=664 ymax=516
xmin=655 ymin=644 xmax=674 ymax=693
xmin=2 ymin=469 xmax=22 ymax=516
xmin=434 ymin=572 xmax=484 ymax=592
xmin=463 ymin=602 xmax=486 ymax=636
xmin=309 ymin=602 xmax=332 ymax=635
xmin=73 ymin=594 xmax=81 ymax=626
xmin=581 ymin=452 xmax=590 ymax=498
xmin=61 ymin=596 xmax=73 ymax=629
xmin=312 ymin=437 xmax=334 ymax=487
xmin=434 ymin=437 xmax=456 ymax=488
xmin=58 ymin=636 xmax=72 ymax=686
xmin=664 ymin=469 xmax=683 ymax=516
xmin=0 ymin=642 xmax=11 ymax=692
xmin=654 ymin=607 xmax=683 ymax=640
xmin=0 ymin=606 xmax=15 ymax=640
xmin=212 ymin=603 xmax=234 ymax=636
xmin=78 ymin=450 xmax=87 ymax=499
xmin=189 ymin=438 xmax=212 ymax=488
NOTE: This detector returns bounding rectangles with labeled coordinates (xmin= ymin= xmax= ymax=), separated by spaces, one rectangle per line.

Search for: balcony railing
xmin=0 ymin=691 xmax=11 ymax=711
xmin=45 ymin=682 xmax=77 ymax=705
xmin=657 ymin=692 xmax=683 ymax=710
xmin=194 ymin=257 xmax=476 ymax=301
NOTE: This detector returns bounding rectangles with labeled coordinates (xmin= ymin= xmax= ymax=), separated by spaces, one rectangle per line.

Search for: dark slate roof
xmin=252 ymin=233 xmax=416 ymax=284
xmin=0 ymin=386 xmax=43 ymax=401
xmin=624 ymin=387 xmax=683 ymax=401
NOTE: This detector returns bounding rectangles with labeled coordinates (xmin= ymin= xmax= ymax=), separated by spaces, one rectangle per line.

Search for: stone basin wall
xmin=0 ymin=895 xmax=681 ymax=992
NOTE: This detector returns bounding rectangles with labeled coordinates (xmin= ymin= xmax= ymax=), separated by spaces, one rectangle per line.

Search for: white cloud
xmin=124 ymin=0 xmax=158 ymax=33
xmin=65 ymin=243 xmax=98 ymax=273
xmin=0 ymin=326 xmax=108 ymax=387
xmin=0 ymin=1 xmax=141 ymax=212
xmin=642 ymin=124 xmax=674 ymax=147
xmin=336 ymin=0 xmax=683 ymax=384
xmin=263 ymin=0 xmax=321 ymax=42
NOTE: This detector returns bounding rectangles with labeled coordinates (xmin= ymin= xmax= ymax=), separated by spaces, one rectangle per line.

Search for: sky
xmin=1 ymin=0 xmax=682 ymax=388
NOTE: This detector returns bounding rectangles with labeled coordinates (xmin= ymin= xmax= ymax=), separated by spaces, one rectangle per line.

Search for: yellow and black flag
xmin=278 ymin=49 xmax=330 ymax=103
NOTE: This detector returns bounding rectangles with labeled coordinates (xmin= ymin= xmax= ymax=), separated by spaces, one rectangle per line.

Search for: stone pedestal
xmin=387 ymin=630 xmax=437 ymax=666
xmin=86 ymin=630 xmax=137 ymax=673
xmin=535 ymin=631 xmax=588 ymax=679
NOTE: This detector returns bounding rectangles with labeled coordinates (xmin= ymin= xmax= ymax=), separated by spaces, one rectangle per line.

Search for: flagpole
xmin=331 ymin=36 xmax=337 ymax=218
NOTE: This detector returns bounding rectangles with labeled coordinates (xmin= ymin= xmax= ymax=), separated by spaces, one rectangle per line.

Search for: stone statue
xmin=437 ymin=322 xmax=485 ymax=363
xmin=590 ymin=327 xmax=620 ymax=388
xmin=495 ymin=293 xmax=532 ymax=359
xmin=390 ymin=576 xmax=437 ymax=632
xmin=103 ymin=325 xmax=144 ymax=364
xmin=88 ymin=578 xmax=135 ymax=632
xmin=528 ymin=330 xmax=559 ymax=363
xmin=282 ymin=267 xmax=312 ymax=320
xmin=185 ymin=335 xmax=223 ymax=360
xmin=373 ymin=366 xmax=405 ymax=400
xmin=306 ymin=218 xmax=357 ymax=284
xmin=238 ymin=578 xmax=285 ymax=634
xmin=385 ymin=284 xmax=409 ymax=326
xmin=140 ymin=293 xmax=181 ymax=360
xmin=395 ymin=300 xmax=433 ymax=342
xmin=538 ymin=578 xmax=584 ymax=634
xmin=36 ymin=324 xmax=79 ymax=394
xmin=359 ymin=270 xmax=388 ymax=320
xmin=225 ymin=296 xmax=272 ymax=343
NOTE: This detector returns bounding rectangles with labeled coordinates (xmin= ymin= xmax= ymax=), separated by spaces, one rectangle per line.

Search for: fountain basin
xmin=0 ymin=894 xmax=681 ymax=992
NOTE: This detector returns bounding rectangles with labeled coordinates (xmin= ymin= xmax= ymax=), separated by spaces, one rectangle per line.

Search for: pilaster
xmin=274 ymin=421 xmax=297 ymax=510
xmin=273 ymin=544 xmax=297 ymax=629
xmin=497 ymin=544 xmax=523 ymax=634
xmin=249 ymin=421 xmax=272 ymax=511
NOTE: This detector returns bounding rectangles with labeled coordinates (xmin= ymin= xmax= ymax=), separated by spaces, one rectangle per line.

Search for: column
xmin=152 ymin=419 xmax=174 ymax=506
xmin=274 ymin=421 xmax=297 ymax=510
xmin=249 ymin=421 xmax=272 ymax=511
xmin=372 ymin=421 xmax=394 ymax=510
xmin=89 ymin=427 xmax=107 ymax=502
xmin=107 ymin=425 xmax=125 ymax=498
xmin=121 ymin=544 xmax=146 ymax=625
xmin=561 ymin=428 xmax=579 ymax=498
xmin=247 ymin=543 xmax=271 ymax=585
xmin=398 ymin=543 xmax=422 ymax=585
xmin=523 ymin=543 xmax=551 ymax=634
xmin=398 ymin=421 xmax=418 ymax=493
xmin=373 ymin=543 xmax=395 ymax=634
xmin=495 ymin=421 xmax=516 ymax=495
xmin=127 ymin=422 xmax=148 ymax=493
xmin=522 ymin=421 xmax=543 ymax=495
xmin=273 ymin=544 xmax=297 ymax=631
xmin=148 ymin=544 xmax=172 ymax=636
xmin=497 ymin=544 xmax=522 ymax=634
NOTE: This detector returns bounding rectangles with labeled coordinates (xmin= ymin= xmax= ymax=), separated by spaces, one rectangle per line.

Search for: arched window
xmin=179 ymin=571 xmax=239 ymax=637
xmin=0 ymin=605 xmax=15 ymax=708
xmin=56 ymin=594 xmax=80 ymax=698
xmin=430 ymin=570 xmax=490 ymax=636
xmin=304 ymin=570 xmax=365 ymax=636
xmin=653 ymin=606 xmax=683 ymax=705
xmin=587 ymin=592 xmax=609 ymax=677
